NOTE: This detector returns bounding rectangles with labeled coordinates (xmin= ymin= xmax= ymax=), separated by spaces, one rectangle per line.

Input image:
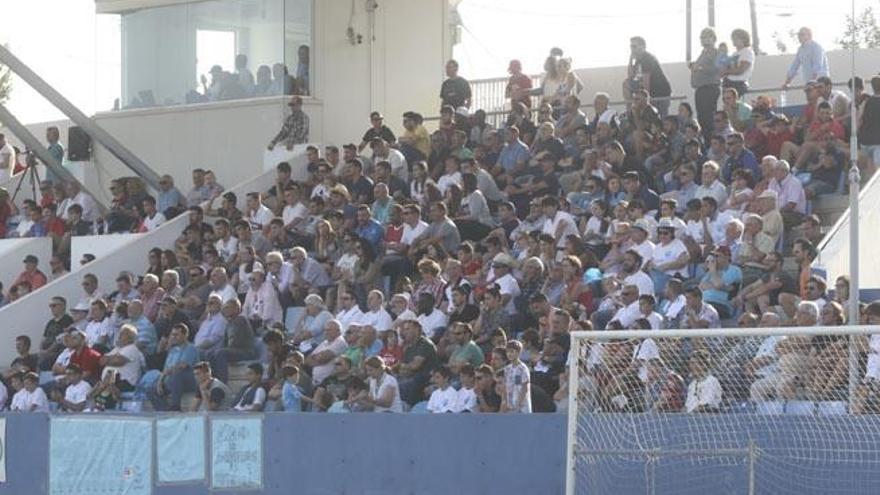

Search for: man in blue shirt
xmin=723 ymin=132 xmax=760 ymax=183
xmin=354 ymin=205 xmax=385 ymax=252
xmin=45 ymin=127 xmax=64 ymax=184
xmin=148 ymin=323 xmax=198 ymax=411
xmin=784 ymin=27 xmax=830 ymax=87
xmin=157 ymin=174 xmax=186 ymax=217
xmin=497 ymin=126 xmax=530 ymax=176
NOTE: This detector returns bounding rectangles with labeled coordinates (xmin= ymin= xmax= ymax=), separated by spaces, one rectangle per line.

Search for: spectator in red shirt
xmin=68 ymin=329 xmax=103 ymax=384
xmin=0 ymin=188 xmax=11 ymax=239
xmin=42 ymin=204 xmax=67 ymax=238
xmin=38 ymin=181 xmax=56 ymax=209
xmin=761 ymin=115 xmax=795 ymax=159
xmin=12 ymin=255 xmax=48 ymax=292
xmin=783 ymin=101 xmax=845 ymax=169
xmin=505 ymin=59 xmax=533 ymax=108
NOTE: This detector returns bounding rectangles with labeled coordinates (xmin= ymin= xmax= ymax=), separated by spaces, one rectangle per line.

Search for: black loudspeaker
xmin=68 ymin=126 xmax=92 ymax=161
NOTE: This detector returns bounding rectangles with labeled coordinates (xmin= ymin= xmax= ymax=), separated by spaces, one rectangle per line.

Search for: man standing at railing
xmin=267 ymin=96 xmax=309 ymax=151
xmin=689 ymin=28 xmax=721 ymax=141
xmin=783 ymin=27 xmax=830 ymax=88
xmin=440 ymin=59 xmax=471 ymax=110
xmin=625 ymin=37 xmax=672 ymax=117
xmin=505 ymin=59 xmax=533 ymax=109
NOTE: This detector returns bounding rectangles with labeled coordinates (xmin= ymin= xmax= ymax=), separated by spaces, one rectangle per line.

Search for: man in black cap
xmin=358 ymin=111 xmax=396 ymax=152
xmin=268 ymin=96 xmax=309 ymax=151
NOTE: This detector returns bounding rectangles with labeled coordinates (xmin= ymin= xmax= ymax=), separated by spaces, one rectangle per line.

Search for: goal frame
xmin=564 ymin=324 xmax=880 ymax=495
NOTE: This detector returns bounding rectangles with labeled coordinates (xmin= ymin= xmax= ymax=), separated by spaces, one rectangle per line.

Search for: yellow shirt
xmin=403 ymin=126 xmax=431 ymax=157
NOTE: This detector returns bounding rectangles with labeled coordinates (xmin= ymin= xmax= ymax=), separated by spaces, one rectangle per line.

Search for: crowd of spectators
xmin=2 ymin=26 xmax=880 ymax=416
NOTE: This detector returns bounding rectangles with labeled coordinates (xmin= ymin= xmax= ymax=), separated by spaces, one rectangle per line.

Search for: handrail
xmin=424 ymin=95 xmax=688 ymax=122
xmin=747 ymin=81 xmax=849 ymax=94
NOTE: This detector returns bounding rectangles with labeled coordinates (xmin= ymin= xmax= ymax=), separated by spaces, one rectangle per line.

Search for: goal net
xmin=566 ymin=324 xmax=880 ymax=495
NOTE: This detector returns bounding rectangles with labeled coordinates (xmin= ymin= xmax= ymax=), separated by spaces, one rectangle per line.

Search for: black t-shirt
xmin=530 ymin=167 xmax=560 ymax=197
xmin=345 ymin=176 xmax=375 ymax=204
xmin=385 ymin=175 xmax=410 ymax=199
xmin=10 ymin=353 xmax=38 ymax=373
xmin=43 ymin=314 xmax=74 ymax=349
xmin=449 ymin=304 xmax=480 ymax=325
xmin=440 ymin=77 xmax=472 ymax=108
xmin=859 ymin=96 xmax=880 ymax=146
xmin=319 ymin=374 xmax=354 ymax=402
xmin=362 ymin=125 xmax=397 ymax=145
xmin=635 ymin=52 xmax=671 ymax=97
xmin=764 ymin=270 xmax=798 ymax=303
xmin=267 ymin=179 xmax=295 ymax=198
xmin=403 ymin=337 xmax=439 ymax=375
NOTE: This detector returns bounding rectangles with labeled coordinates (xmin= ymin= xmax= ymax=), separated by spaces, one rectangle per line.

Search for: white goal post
xmin=565 ymin=325 xmax=880 ymax=495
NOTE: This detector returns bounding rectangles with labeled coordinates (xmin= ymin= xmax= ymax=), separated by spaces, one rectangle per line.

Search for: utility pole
xmin=708 ymin=0 xmax=715 ymax=27
xmin=686 ymin=0 xmax=693 ymax=61
xmin=749 ymin=0 xmax=761 ymax=54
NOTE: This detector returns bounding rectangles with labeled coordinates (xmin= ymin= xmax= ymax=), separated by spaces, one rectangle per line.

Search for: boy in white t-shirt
xmin=11 ymin=372 xmax=50 ymax=412
xmin=453 ymin=364 xmax=478 ymax=413
xmin=427 ymin=366 xmax=458 ymax=413
xmin=503 ymin=340 xmax=532 ymax=413
xmin=686 ymin=350 xmax=722 ymax=413
xmin=51 ymin=364 xmax=92 ymax=412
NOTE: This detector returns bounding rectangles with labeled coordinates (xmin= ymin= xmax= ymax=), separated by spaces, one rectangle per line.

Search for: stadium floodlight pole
xmin=0 ymin=44 xmax=162 ymax=191
xmin=0 ymin=104 xmax=108 ymax=215
xmin=685 ymin=0 xmax=693 ymax=62
xmin=564 ymin=335 xmax=581 ymax=495
xmin=847 ymin=0 xmax=861 ymax=403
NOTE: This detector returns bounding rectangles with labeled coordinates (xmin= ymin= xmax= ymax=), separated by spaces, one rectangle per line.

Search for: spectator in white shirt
xmin=305 ymin=319 xmax=348 ymax=385
xmin=232 ymin=363 xmax=267 ymax=412
xmin=416 ymin=292 xmax=448 ymax=340
xmin=363 ymin=356 xmax=404 ymax=413
xmin=637 ymin=295 xmax=664 ymax=330
xmin=437 ymin=156 xmax=463 ymax=195
xmin=11 ymin=372 xmax=50 ymax=412
xmin=336 ymin=290 xmax=366 ymax=332
xmin=693 ymin=160 xmax=728 ymax=207
xmin=542 ymin=196 xmax=579 ymax=254
xmin=363 ymin=290 xmax=394 ymax=333
xmin=282 ymin=184 xmax=309 ymax=231
xmin=488 ymin=253 xmax=521 ymax=314
xmin=454 ymin=364 xmax=479 ymax=413
xmin=66 ymin=181 xmax=99 ymax=223
xmin=245 ymin=191 xmax=274 ymax=233
xmin=242 ymin=263 xmax=283 ymax=328
xmin=213 ymin=219 xmax=239 ymax=263
xmin=619 ymin=250 xmax=654 ymax=297
xmin=84 ymin=299 xmax=114 ymax=352
xmin=767 ymin=159 xmax=807 ymax=230
xmin=141 ymin=195 xmax=166 ymax=232
xmin=645 ymin=219 xmax=690 ymax=295
xmin=685 ymin=350 xmax=722 ymax=412
xmin=427 ymin=366 xmax=459 ymax=413
xmin=99 ymin=324 xmax=146 ymax=390
xmin=208 ymin=267 xmax=238 ymax=303
xmin=51 ymin=364 xmax=92 ymax=412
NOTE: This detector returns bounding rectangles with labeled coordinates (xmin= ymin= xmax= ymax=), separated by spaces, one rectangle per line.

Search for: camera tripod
xmin=10 ymin=151 xmax=41 ymax=204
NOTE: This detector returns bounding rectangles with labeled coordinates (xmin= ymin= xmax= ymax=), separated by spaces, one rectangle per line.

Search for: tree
xmin=837 ymin=6 xmax=880 ymax=49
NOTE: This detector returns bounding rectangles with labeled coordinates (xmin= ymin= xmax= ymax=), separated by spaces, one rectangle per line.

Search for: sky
xmin=0 ymin=0 xmax=874 ymax=123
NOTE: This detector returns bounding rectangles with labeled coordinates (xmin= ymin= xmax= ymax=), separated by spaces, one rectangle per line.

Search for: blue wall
xmin=5 ymin=412 xmax=880 ymax=495
xmin=0 ymin=413 xmax=568 ymax=495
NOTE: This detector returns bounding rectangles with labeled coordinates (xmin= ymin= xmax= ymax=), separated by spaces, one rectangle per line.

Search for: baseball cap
xmin=23 ymin=254 xmax=38 ymax=264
